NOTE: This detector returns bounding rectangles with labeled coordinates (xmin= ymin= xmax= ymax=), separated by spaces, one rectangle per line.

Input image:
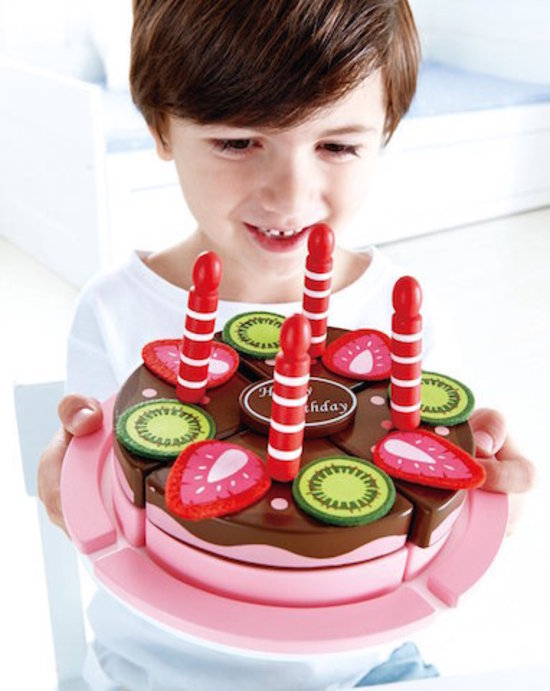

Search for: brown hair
xmin=130 ymin=0 xmax=420 ymax=143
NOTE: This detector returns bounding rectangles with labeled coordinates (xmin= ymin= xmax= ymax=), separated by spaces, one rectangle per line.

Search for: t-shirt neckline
xmin=130 ymin=246 xmax=380 ymax=308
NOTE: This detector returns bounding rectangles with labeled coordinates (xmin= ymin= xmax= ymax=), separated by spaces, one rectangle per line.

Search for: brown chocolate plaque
xmin=239 ymin=376 xmax=357 ymax=438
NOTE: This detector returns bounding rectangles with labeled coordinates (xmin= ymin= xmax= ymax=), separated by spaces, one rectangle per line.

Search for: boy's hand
xmin=470 ymin=407 xmax=535 ymax=533
xmin=37 ymin=395 xmax=103 ymax=534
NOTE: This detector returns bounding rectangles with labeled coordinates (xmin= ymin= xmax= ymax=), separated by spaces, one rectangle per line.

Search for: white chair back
xmin=14 ymin=382 xmax=89 ymax=690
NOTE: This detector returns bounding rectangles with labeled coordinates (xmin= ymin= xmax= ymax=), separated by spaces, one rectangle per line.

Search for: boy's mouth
xmin=244 ymin=223 xmax=310 ymax=252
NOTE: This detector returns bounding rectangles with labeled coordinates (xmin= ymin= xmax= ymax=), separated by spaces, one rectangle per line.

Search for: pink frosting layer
xmin=145 ymin=518 xmax=408 ymax=607
xmin=146 ymin=502 xmax=406 ymax=568
xmin=404 ymin=532 xmax=451 ymax=581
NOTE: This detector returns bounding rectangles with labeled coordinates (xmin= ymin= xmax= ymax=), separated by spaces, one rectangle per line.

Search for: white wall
xmin=0 ymin=0 xmax=105 ymax=81
xmin=0 ymin=0 xmax=132 ymax=85
xmin=410 ymin=0 xmax=550 ymax=83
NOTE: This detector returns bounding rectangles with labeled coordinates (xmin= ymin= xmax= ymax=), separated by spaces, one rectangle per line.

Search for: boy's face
xmin=154 ymin=71 xmax=386 ymax=279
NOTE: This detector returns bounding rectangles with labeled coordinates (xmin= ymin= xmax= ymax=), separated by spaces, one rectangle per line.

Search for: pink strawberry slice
xmin=322 ymin=329 xmax=391 ymax=380
xmin=165 ymin=440 xmax=271 ymax=520
xmin=373 ymin=429 xmax=485 ymax=490
xmin=206 ymin=342 xmax=240 ymax=387
xmin=142 ymin=339 xmax=239 ymax=388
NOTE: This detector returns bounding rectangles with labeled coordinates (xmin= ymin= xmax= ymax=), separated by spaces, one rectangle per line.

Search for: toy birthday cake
xmin=108 ymin=224 xmax=489 ymax=608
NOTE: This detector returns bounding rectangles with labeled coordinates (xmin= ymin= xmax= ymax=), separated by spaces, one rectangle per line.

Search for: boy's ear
xmin=148 ymin=124 xmax=173 ymax=161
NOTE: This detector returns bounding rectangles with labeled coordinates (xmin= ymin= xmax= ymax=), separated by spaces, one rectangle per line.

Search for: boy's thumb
xmin=469 ymin=407 xmax=506 ymax=458
xmin=58 ymin=394 xmax=103 ymax=436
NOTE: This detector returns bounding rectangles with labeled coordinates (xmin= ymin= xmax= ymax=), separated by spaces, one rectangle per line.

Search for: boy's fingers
xmin=58 ymin=394 xmax=103 ymax=436
xmin=476 ymin=454 xmax=535 ymax=494
xmin=37 ymin=395 xmax=103 ymax=536
xmin=37 ymin=427 xmax=72 ymax=535
xmin=469 ymin=408 xmax=536 ymax=494
xmin=469 ymin=407 xmax=507 ymax=457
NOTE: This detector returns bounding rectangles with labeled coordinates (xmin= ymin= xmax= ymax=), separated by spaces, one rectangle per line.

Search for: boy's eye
xmin=213 ymin=138 xmax=255 ymax=154
xmin=319 ymin=143 xmax=360 ymax=158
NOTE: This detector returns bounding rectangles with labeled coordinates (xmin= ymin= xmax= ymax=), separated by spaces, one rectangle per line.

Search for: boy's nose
xmin=258 ymin=154 xmax=324 ymax=224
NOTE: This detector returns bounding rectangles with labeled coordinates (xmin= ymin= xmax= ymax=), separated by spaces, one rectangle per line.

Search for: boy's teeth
xmin=257 ymin=226 xmax=301 ymax=238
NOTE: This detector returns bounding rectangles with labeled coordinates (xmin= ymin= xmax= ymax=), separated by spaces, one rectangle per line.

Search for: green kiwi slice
xmin=116 ymin=398 xmax=215 ymax=460
xmin=292 ymin=456 xmax=395 ymax=526
xmin=420 ymin=371 xmax=475 ymax=425
xmin=222 ymin=311 xmax=285 ymax=359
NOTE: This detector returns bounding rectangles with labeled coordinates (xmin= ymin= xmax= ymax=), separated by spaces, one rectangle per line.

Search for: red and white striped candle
xmin=176 ymin=251 xmax=222 ymax=404
xmin=390 ymin=276 xmax=423 ymax=431
xmin=302 ymin=223 xmax=334 ymax=359
xmin=267 ymin=314 xmax=312 ymax=482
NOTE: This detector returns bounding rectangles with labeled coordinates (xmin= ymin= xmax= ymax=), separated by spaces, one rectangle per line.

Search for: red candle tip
xmin=280 ymin=314 xmax=312 ymax=357
xmin=392 ymin=276 xmax=422 ymax=316
xmin=307 ymin=224 xmax=335 ymax=260
xmin=192 ymin=251 xmax=222 ymax=292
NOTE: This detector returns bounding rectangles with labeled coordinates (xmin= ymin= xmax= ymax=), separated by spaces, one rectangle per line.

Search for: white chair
xmin=14 ymin=381 xmax=90 ymax=691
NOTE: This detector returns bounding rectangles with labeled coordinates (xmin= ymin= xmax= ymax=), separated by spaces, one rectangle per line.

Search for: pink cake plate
xmin=60 ymin=395 xmax=508 ymax=655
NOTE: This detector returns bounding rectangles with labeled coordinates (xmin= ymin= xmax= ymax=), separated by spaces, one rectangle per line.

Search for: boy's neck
xmin=143 ymin=230 xmax=371 ymax=303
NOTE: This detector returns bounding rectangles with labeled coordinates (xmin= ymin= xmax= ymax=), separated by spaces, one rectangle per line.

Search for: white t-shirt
xmin=68 ymin=246 xmax=456 ymax=690
xmin=67 ymin=246 xmax=455 ymax=399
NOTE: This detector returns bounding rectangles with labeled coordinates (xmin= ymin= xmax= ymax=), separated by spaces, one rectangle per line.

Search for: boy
xmin=39 ymin=1 xmax=534 ymax=688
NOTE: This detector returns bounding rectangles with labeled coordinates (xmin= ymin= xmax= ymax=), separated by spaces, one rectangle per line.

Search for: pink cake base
xmin=61 ymin=395 xmax=509 ymax=654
